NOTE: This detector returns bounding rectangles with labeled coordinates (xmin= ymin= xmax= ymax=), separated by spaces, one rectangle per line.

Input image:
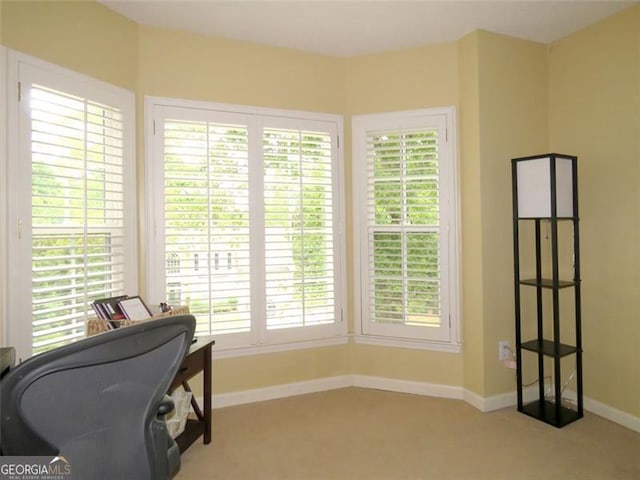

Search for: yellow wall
xmin=214 ymin=345 xmax=349 ymax=394
xmin=1 ymin=0 xmax=137 ymax=90
xmin=350 ymin=344 xmax=463 ymax=387
xmin=476 ymin=31 xmax=549 ymax=397
xmin=2 ymin=1 xmax=639 ymax=420
xmin=138 ymin=25 xmax=345 ymax=113
xmin=344 ymin=43 xmax=459 ymax=115
xmin=548 ymin=6 xmax=640 ymax=418
xmin=456 ymin=31 xmax=549 ymax=399
xmin=457 ymin=32 xmax=486 ymax=396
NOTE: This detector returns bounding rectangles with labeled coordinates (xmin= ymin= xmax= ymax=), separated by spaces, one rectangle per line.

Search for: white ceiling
xmin=99 ymin=0 xmax=636 ymax=57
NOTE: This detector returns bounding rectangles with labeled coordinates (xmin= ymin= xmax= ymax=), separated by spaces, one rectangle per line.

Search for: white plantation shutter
xmin=354 ymin=109 xmax=458 ymax=344
xmin=367 ymin=129 xmax=441 ymax=328
xmin=31 ymin=85 xmax=127 ymax=353
xmin=6 ymin=53 xmax=136 ymax=358
xmin=263 ymin=127 xmax=335 ymax=329
xmin=147 ymin=100 xmax=344 ymax=349
xmin=162 ymin=118 xmax=251 ymax=335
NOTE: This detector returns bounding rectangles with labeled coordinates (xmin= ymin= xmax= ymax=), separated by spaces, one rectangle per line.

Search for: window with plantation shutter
xmin=6 ymin=52 xmax=136 ymax=359
xmin=353 ymin=108 xmax=459 ymax=346
xmin=146 ymin=100 xmax=345 ymax=351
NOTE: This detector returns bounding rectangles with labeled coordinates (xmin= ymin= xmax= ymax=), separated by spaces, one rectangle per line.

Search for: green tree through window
xmin=369 ymin=130 xmax=441 ymax=328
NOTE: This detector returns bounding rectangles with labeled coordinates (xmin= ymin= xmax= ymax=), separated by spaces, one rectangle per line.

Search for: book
xmin=91 ymin=302 xmax=106 ymax=320
xmin=93 ymin=295 xmax=129 ymax=327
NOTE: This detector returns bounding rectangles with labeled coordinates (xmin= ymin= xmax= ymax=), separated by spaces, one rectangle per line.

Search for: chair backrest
xmin=1 ymin=314 xmax=195 ymax=480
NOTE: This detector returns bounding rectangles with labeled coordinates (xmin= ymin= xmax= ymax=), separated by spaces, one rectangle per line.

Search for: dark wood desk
xmin=0 ymin=347 xmax=16 ymax=379
xmin=170 ymin=336 xmax=215 ymax=453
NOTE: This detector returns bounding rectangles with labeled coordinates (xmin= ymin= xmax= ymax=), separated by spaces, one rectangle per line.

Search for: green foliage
xmin=370 ymin=130 xmax=442 ymax=326
xmin=263 ymin=130 xmax=334 ymax=323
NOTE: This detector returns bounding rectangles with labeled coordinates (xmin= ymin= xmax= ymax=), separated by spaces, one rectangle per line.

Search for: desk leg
xmin=204 ymin=344 xmax=212 ymax=444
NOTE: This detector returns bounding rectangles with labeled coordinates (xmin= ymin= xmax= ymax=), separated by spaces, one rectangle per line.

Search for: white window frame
xmin=145 ymin=96 xmax=348 ymax=354
xmin=5 ymin=50 xmax=137 ymax=360
xmin=352 ymin=107 xmax=461 ymax=352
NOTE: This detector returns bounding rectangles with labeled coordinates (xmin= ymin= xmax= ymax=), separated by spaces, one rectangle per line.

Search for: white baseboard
xmin=584 ymin=397 xmax=640 ymax=433
xmin=211 ymin=375 xmax=352 ymax=409
xmin=352 ymin=375 xmax=464 ymax=400
xmin=469 ymin=386 xmax=542 ymax=413
xmin=464 ymin=389 xmax=514 ymax=412
xmin=205 ymin=375 xmax=640 ymax=433
xmin=472 ymin=386 xmax=640 ymax=433
xmin=211 ymin=375 xmax=463 ymax=409
xmin=560 ymin=389 xmax=640 ymax=433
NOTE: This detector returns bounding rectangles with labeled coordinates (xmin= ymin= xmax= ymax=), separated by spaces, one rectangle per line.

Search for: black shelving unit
xmin=512 ymin=153 xmax=583 ymax=428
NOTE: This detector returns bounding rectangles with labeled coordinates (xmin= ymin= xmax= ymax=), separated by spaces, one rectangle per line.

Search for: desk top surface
xmin=188 ymin=335 xmax=215 ymax=354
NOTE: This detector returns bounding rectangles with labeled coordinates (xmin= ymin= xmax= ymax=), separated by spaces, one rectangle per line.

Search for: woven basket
xmin=86 ymin=305 xmax=191 ymax=336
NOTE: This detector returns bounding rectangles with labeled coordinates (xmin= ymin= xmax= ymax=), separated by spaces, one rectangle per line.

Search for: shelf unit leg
xmin=534 ymin=220 xmax=545 ymax=404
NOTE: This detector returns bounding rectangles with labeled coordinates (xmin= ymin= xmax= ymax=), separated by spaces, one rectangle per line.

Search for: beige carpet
xmin=177 ymin=387 xmax=640 ymax=479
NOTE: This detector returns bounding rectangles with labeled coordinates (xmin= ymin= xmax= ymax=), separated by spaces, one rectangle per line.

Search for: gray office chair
xmin=0 ymin=314 xmax=196 ymax=480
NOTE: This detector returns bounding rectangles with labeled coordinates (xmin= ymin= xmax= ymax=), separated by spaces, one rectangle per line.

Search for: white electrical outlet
xmin=499 ymin=341 xmax=511 ymax=361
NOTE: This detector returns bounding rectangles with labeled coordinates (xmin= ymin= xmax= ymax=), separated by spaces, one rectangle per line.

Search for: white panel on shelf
xmin=555 ymin=157 xmax=574 ymax=217
xmin=516 ymin=156 xmax=573 ymax=218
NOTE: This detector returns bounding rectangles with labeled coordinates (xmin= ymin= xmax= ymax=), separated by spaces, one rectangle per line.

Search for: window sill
xmin=208 ymin=332 xmax=461 ymax=359
xmin=352 ymin=333 xmax=462 ymax=353
xmin=211 ymin=335 xmax=349 ymax=359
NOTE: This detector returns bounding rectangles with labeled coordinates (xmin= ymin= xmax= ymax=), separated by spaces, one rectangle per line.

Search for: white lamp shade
xmin=516 ymin=156 xmax=574 ymax=218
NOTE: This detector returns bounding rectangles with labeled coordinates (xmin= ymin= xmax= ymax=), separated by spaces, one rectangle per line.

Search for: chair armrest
xmin=157 ymin=394 xmax=175 ymax=417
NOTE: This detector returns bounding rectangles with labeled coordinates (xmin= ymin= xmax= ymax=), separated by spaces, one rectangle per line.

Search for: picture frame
xmin=118 ymin=296 xmax=153 ymax=321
